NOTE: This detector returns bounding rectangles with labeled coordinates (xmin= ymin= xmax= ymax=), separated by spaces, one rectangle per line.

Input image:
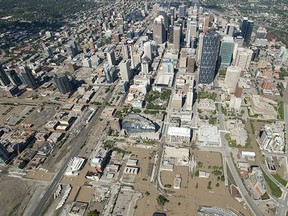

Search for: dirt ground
xmin=0 ymin=174 xmax=49 ymax=216
xmin=134 ymin=151 xmax=252 ymax=216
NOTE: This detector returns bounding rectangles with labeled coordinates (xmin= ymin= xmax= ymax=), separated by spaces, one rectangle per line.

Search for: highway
xmin=216 ymin=91 xmax=264 ymax=216
xmin=31 ymin=85 xmax=116 ymax=216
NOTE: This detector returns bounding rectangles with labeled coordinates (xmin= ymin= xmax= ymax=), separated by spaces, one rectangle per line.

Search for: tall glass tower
xmin=219 ymin=36 xmax=235 ymax=68
xmin=199 ymin=31 xmax=221 ymax=84
xmin=241 ymin=18 xmax=254 ymax=45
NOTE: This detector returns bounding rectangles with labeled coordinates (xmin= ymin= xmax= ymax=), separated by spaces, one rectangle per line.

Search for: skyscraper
xmin=19 ymin=66 xmax=37 ymax=89
xmin=143 ymin=41 xmax=153 ymax=61
xmin=122 ymin=44 xmax=129 ymax=59
xmin=173 ymin=24 xmax=182 ymax=50
xmin=0 ymin=65 xmax=11 ymax=86
xmin=179 ymin=5 xmax=186 ymax=18
xmin=0 ymin=144 xmax=11 ymax=164
xmin=153 ymin=15 xmax=166 ymax=44
xmin=233 ymin=48 xmax=253 ymax=70
xmin=107 ymin=50 xmax=116 ymax=66
xmin=54 ymin=74 xmax=74 ymax=94
xmin=141 ymin=56 xmax=150 ymax=75
xmin=189 ymin=21 xmax=198 ymax=38
xmin=6 ymin=69 xmax=22 ymax=85
xmin=70 ymin=41 xmax=79 ymax=58
xmin=219 ymin=36 xmax=235 ymax=68
xmin=119 ymin=59 xmax=132 ymax=81
xmin=225 ymin=23 xmax=236 ymax=37
xmin=199 ymin=31 xmax=221 ymax=84
xmin=241 ymin=18 xmax=254 ymax=45
xmin=44 ymin=46 xmax=53 ymax=57
xmin=168 ymin=25 xmax=174 ymax=43
xmin=256 ymin=27 xmax=267 ymax=39
xmin=224 ymin=66 xmax=241 ymax=93
xmin=159 ymin=9 xmax=169 ymax=31
xmin=197 ymin=33 xmax=204 ymax=64
xmin=103 ymin=64 xmax=117 ymax=84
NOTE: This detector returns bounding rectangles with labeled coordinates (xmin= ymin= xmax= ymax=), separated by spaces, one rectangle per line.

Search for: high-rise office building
xmin=70 ymin=41 xmax=79 ymax=58
xmin=241 ymin=18 xmax=254 ymax=45
xmin=0 ymin=65 xmax=11 ymax=86
xmin=186 ymin=86 xmax=194 ymax=111
xmin=197 ymin=33 xmax=204 ymax=64
xmin=173 ymin=24 xmax=182 ymax=50
xmin=219 ymin=36 xmax=235 ymax=68
xmin=103 ymin=64 xmax=117 ymax=84
xmin=6 ymin=69 xmax=22 ymax=85
xmin=107 ymin=50 xmax=116 ymax=66
xmin=0 ymin=144 xmax=11 ymax=164
xmin=192 ymin=5 xmax=198 ymax=16
xmin=256 ymin=27 xmax=267 ymax=39
xmin=187 ymin=55 xmax=196 ymax=73
xmin=168 ymin=25 xmax=174 ymax=43
xmin=141 ymin=56 xmax=150 ymax=75
xmin=19 ymin=66 xmax=37 ymax=89
xmin=143 ymin=41 xmax=153 ymax=60
xmin=159 ymin=9 xmax=169 ymax=31
xmin=179 ymin=5 xmax=186 ymax=18
xmin=189 ymin=21 xmax=198 ymax=38
xmin=225 ymin=23 xmax=236 ymax=37
xmin=199 ymin=31 xmax=221 ymax=84
xmin=122 ymin=44 xmax=129 ymax=59
xmin=44 ymin=46 xmax=53 ymax=57
xmin=153 ymin=15 xmax=166 ymax=44
xmin=224 ymin=66 xmax=241 ymax=93
xmin=119 ymin=59 xmax=131 ymax=81
xmin=233 ymin=48 xmax=253 ymax=70
xmin=186 ymin=29 xmax=191 ymax=48
xmin=145 ymin=2 xmax=149 ymax=11
xmin=54 ymin=74 xmax=74 ymax=94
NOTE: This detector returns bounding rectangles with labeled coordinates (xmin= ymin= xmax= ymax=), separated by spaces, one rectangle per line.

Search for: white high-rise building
xmin=192 ymin=5 xmax=198 ymax=16
xmin=197 ymin=33 xmax=204 ymax=64
xmin=233 ymin=48 xmax=253 ymax=70
xmin=189 ymin=21 xmax=198 ymax=38
xmin=107 ymin=50 xmax=116 ymax=66
xmin=143 ymin=41 xmax=153 ymax=60
xmin=122 ymin=44 xmax=129 ymax=59
xmin=119 ymin=59 xmax=131 ymax=81
xmin=186 ymin=86 xmax=194 ymax=111
xmin=224 ymin=66 xmax=241 ymax=93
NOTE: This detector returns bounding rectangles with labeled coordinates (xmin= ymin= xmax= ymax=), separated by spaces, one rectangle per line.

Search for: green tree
xmin=87 ymin=210 xmax=100 ymax=216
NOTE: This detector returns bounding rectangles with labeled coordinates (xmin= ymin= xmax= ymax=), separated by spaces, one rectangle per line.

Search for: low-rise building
xmin=248 ymin=166 xmax=266 ymax=197
xmin=198 ymin=125 xmax=221 ymax=146
xmin=249 ymin=95 xmax=277 ymax=119
xmin=167 ymin=126 xmax=191 ymax=143
xmin=162 ymin=146 xmax=190 ymax=171
xmin=65 ymin=157 xmax=85 ymax=176
xmin=258 ymin=121 xmax=285 ymax=152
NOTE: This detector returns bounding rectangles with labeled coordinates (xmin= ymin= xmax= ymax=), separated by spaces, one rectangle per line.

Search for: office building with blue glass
xmin=241 ymin=17 xmax=254 ymax=45
xmin=199 ymin=31 xmax=221 ymax=84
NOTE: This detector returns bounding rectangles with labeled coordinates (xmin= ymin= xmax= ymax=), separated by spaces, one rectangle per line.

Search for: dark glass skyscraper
xmin=199 ymin=31 xmax=221 ymax=84
xmin=0 ymin=144 xmax=11 ymax=164
xmin=54 ymin=74 xmax=74 ymax=94
xmin=19 ymin=66 xmax=37 ymax=89
xmin=70 ymin=41 xmax=79 ymax=58
xmin=241 ymin=17 xmax=254 ymax=45
xmin=6 ymin=69 xmax=22 ymax=85
xmin=0 ymin=65 xmax=11 ymax=86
